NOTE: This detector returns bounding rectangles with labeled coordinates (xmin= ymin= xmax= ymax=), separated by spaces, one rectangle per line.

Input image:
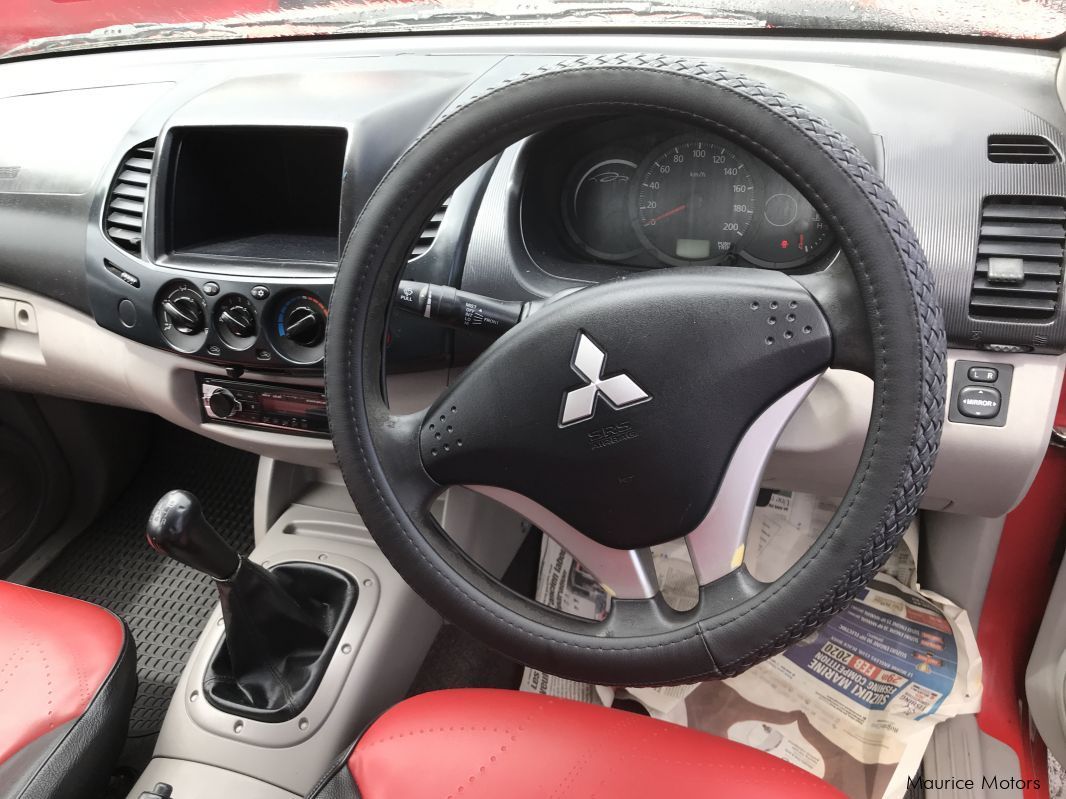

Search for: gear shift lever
xmin=146 ymin=490 xmax=357 ymax=722
xmin=147 ymin=490 xmax=240 ymax=580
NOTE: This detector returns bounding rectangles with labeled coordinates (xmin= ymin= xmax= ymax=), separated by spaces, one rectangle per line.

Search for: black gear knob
xmin=147 ymin=490 xmax=240 ymax=581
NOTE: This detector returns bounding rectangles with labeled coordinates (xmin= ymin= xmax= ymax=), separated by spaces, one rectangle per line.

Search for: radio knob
xmin=208 ymin=388 xmax=239 ymax=419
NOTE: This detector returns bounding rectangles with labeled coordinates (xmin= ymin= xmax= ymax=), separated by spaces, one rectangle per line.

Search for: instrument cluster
xmin=522 ymin=117 xmax=836 ymax=272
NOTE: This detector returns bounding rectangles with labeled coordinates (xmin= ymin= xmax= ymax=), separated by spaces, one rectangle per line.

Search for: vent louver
xmin=969 ymin=197 xmax=1065 ymax=320
xmin=987 ymin=134 xmax=1059 ymax=164
xmin=408 ymin=196 xmax=450 ymax=260
xmin=105 ymin=140 xmax=156 ymax=255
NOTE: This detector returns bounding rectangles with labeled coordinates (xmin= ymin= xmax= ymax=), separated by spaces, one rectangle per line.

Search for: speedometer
xmin=634 ymin=137 xmax=757 ymax=265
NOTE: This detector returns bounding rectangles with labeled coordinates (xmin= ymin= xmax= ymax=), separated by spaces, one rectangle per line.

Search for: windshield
xmin=3 ymin=0 xmax=1065 ymax=60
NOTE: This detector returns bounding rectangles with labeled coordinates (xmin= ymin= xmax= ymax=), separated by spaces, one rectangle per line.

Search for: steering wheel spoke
xmin=792 ymin=256 xmax=876 ymax=375
xmin=685 ymin=375 xmax=820 ymax=586
xmin=369 ymin=409 xmax=442 ymax=511
xmin=467 ymin=485 xmax=660 ymax=600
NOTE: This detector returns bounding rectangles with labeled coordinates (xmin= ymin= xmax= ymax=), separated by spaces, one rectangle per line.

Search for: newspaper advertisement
xmin=520 ymin=490 xmax=981 ymax=799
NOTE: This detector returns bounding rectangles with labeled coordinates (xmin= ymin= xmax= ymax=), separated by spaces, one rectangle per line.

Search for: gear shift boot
xmin=204 ymin=560 xmax=357 ymax=722
xmin=146 ymin=490 xmax=357 ymax=723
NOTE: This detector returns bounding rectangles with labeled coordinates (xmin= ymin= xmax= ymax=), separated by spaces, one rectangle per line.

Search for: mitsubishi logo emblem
xmin=559 ymin=333 xmax=650 ymax=426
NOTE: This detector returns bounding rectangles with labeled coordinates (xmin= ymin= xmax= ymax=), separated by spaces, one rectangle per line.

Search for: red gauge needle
xmin=643 ymin=203 xmax=687 ymax=225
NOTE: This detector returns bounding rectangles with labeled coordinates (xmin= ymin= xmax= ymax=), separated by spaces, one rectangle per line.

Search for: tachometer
xmin=634 ymin=137 xmax=757 ymax=265
xmin=563 ymin=156 xmax=643 ymax=260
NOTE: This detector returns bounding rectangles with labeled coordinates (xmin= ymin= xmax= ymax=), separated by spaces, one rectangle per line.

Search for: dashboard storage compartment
xmin=165 ymin=126 xmax=347 ymax=263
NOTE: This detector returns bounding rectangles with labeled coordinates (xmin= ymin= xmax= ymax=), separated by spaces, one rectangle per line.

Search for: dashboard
xmin=95 ymin=114 xmax=843 ymax=378
xmin=0 ymin=33 xmax=1063 ymax=518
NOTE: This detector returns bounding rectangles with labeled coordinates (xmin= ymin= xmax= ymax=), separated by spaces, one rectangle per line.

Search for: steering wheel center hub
xmin=420 ymin=268 xmax=831 ymax=550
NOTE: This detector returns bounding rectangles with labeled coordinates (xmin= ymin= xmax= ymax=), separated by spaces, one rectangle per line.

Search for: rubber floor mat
xmin=34 ymin=422 xmax=257 ymax=737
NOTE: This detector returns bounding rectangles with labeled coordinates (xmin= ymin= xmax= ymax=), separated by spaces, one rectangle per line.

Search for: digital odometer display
xmin=634 ymin=137 xmax=758 ymax=266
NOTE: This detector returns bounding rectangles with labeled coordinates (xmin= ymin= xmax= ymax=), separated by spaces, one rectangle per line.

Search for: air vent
xmin=969 ymin=197 xmax=1065 ymax=320
xmin=408 ymin=196 xmax=450 ymax=260
xmin=987 ymin=135 xmax=1059 ymax=164
xmin=105 ymin=140 xmax=156 ymax=255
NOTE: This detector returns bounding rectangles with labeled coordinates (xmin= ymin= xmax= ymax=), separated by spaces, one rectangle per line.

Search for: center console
xmin=128 ymin=462 xmax=529 ymax=799
xmin=84 ymin=121 xmax=479 ymax=451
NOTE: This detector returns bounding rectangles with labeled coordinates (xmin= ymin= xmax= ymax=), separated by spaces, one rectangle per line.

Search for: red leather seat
xmin=0 ymin=581 xmax=136 ymax=799
xmin=310 ymin=689 xmax=845 ymax=798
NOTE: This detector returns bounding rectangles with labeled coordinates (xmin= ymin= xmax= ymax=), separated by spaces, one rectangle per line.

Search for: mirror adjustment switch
xmin=948 ymin=360 xmax=1012 ymax=428
xmin=957 ymin=386 xmax=1001 ymax=418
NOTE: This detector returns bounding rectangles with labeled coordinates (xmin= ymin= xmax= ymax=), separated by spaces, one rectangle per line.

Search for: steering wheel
xmin=325 ymin=54 xmax=946 ymax=686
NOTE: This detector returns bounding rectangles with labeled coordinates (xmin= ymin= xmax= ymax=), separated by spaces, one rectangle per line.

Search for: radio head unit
xmin=199 ymin=375 xmax=329 ymax=437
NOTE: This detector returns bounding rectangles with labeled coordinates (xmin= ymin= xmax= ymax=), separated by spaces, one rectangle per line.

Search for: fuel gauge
xmin=743 ymin=181 xmax=833 ymax=269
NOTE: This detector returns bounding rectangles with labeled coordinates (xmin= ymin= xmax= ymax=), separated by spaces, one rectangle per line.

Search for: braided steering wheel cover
xmin=326 ymin=53 xmax=947 ymax=684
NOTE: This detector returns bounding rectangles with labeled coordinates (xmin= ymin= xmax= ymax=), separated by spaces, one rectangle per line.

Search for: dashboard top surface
xmin=0 ymin=32 xmax=1064 ymax=358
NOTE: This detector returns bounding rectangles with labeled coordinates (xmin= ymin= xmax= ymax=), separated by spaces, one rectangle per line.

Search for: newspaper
xmin=520 ymin=490 xmax=981 ymax=799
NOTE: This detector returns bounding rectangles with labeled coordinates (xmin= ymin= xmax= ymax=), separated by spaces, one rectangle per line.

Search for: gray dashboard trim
xmin=0 ymin=82 xmax=174 ymax=312
xmin=1 ymin=279 xmax=1059 ymax=518
xmin=0 ymin=35 xmax=1063 ymax=350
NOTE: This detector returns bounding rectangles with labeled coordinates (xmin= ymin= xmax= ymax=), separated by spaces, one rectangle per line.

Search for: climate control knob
xmin=207 ymin=388 xmax=239 ymax=419
xmin=269 ymin=290 xmax=328 ymax=365
xmin=282 ymin=304 xmax=325 ymax=347
xmin=157 ymin=281 xmax=208 ymax=353
xmin=162 ymin=295 xmax=205 ymax=335
xmin=220 ymin=305 xmax=254 ymax=338
xmin=214 ymin=294 xmax=258 ymax=351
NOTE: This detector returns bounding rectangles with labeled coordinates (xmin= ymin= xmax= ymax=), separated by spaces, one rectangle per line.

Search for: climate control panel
xmin=88 ymin=261 xmax=334 ymax=371
xmin=152 ymin=280 xmax=330 ymax=366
